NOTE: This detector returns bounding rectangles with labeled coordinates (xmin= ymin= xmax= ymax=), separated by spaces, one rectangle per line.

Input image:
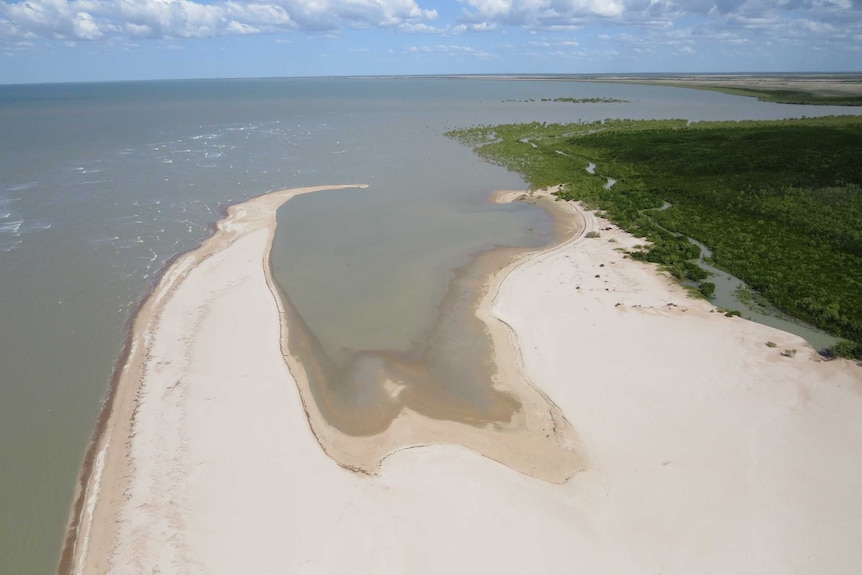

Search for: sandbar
xmin=61 ymin=184 xmax=862 ymax=574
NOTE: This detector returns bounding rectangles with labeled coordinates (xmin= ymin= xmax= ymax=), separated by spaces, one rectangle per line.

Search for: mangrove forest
xmin=447 ymin=116 xmax=862 ymax=359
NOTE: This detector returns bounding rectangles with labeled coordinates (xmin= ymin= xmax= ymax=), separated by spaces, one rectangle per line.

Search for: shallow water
xmin=1 ymin=77 xmax=860 ymax=572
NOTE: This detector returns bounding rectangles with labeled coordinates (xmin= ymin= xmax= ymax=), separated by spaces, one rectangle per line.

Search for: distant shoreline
xmin=434 ymin=73 xmax=862 ymax=105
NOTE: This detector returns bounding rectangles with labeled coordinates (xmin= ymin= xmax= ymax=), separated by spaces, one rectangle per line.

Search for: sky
xmin=0 ymin=0 xmax=860 ymax=84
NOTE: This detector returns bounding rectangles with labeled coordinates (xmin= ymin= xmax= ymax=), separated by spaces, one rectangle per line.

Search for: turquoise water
xmin=1 ymin=77 xmax=859 ymax=573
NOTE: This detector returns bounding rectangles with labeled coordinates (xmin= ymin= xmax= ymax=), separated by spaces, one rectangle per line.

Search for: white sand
xmin=67 ymin=186 xmax=862 ymax=574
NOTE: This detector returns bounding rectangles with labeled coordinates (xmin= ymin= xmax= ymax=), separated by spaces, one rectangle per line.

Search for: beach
xmin=62 ymin=185 xmax=862 ymax=574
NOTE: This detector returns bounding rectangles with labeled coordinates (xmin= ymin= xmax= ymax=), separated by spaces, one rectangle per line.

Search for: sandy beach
xmin=62 ymin=185 xmax=862 ymax=574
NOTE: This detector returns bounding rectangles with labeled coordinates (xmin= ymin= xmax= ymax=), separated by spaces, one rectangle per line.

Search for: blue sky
xmin=1 ymin=0 xmax=860 ymax=83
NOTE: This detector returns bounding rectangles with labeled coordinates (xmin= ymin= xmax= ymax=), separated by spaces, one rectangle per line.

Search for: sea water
xmin=1 ymin=76 xmax=858 ymax=572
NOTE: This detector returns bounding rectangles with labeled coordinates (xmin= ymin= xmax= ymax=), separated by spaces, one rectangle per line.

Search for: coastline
xmin=60 ymin=185 xmax=368 ymax=573
xmin=61 ymin=183 xmax=862 ymax=573
xmin=61 ymin=183 xmax=585 ymax=573
xmin=493 ymin=197 xmax=862 ymax=572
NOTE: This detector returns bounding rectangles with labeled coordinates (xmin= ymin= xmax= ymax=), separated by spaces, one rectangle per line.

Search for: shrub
xmin=698 ymin=282 xmax=716 ymax=299
xmin=827 ymin=340 xmax=862 ymax=360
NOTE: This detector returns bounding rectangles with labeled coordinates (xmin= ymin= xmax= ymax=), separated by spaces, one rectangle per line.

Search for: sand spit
xmin=62 ymin=183 xmax=582 ymax=574
xmin=62 ymin=185 xmax=368 ymax=573
xmin=63 ymin=184 xmax=862 ymax=574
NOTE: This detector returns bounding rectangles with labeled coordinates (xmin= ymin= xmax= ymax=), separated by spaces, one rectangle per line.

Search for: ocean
xmin=0 ymin=76 xmax=857 ymax=572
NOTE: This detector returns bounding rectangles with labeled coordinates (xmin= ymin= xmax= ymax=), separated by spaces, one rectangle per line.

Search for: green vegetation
xmin=698 ymin=282 xmax=716 ymax=299
xmin=686 ymin=85 xmax=862 ymax=107
xmin=447 ymin=116 xmax=862 ymax=359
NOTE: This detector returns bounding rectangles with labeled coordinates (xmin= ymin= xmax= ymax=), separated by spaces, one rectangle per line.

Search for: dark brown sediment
xmin=55 ymin=317 xmax=125 ymax=575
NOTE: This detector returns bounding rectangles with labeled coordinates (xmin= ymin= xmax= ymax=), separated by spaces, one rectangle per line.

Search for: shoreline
xmin=59 ymin=184 xmax=368 ymax=574
xmin=60 ymin=183 xmax=862 ymax=573
xmin=60 ymin=183 xmax=586 ymax=573
xmin=269 ymin=185 xmax=586 ymax=481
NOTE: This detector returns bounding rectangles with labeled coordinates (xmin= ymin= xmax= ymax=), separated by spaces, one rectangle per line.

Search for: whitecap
xmin=88 ymin=235 xmax=122 ymax=247
xmin=22 ymin=220 xmax=52 ymax=233
xmin=0 ymin=219 xmax=24 ymax=234
xmin=4 ymin=182 xmax=36 ymax=192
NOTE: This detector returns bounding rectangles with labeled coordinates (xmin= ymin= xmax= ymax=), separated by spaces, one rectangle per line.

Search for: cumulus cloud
xmin=0 ymin=0 xmax=437 ymax=41
xmin=456 ymin=0 xmax=862 ymax=33
xmin=408 ymin=42 xmax=493 ymax=57
xmin=1 ymin=0 xmax=860 ymax=68
xmin=457 ymin=0 xmax=625 ymax=27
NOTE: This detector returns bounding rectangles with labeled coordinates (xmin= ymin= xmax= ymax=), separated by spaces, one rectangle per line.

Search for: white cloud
xmin=72 ymin=10 xmax=104 ymax=38
xmin=408 ymin=43 xmax=493 ymax=57
xmin=469 ymin=20 xmax=497 ymax=30
xmin=399 ymin=21 xmax=447 ymax=33
xmin=1 ymin=0 xmax=861 ymax=70
xmin=454 ymin=0 xmax=862 ymax=42
xmin=0 ymin=0 xmax=437 ymax=41
xmin=458 ymin=0 xmax=625 ymax=27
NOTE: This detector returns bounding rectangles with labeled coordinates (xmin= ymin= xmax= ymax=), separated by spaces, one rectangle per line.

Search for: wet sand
xmin=61 ymin=185 xmax=862 ymax=574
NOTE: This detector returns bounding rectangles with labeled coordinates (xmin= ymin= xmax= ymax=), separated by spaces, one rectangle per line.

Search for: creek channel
xmin=644 ymin=200 xmax=838 ymax=351
xmin=588 ymin=162 xmax=839 ymax=352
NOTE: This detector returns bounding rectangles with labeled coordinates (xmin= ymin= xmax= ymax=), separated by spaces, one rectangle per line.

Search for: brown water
xmin=272 ymin=192 xmax=566 ymax=435
xmin=273 ymin=191 xmax=578 ymax=441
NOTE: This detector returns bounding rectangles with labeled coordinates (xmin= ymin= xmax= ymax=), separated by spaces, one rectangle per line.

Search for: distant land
xmin=434 ymin=73 xmax=862 ymax=106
